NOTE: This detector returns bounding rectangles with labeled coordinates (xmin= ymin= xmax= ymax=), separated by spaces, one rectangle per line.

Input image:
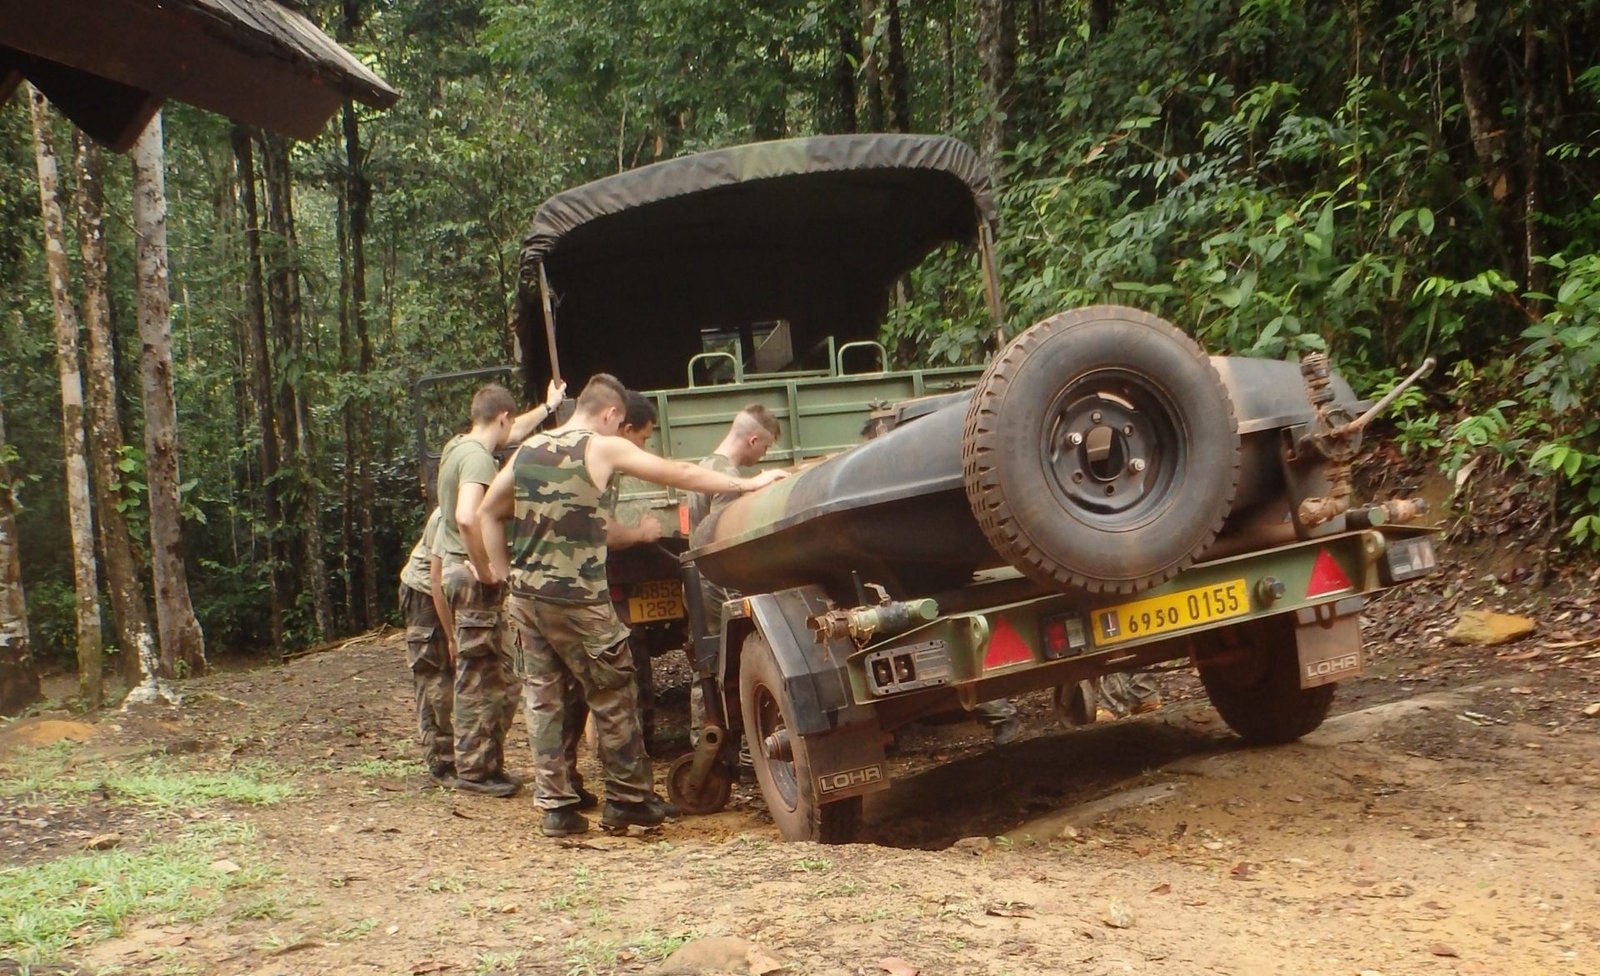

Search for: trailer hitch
xmin=1296 ymin=354 xmax=1435 ymax=529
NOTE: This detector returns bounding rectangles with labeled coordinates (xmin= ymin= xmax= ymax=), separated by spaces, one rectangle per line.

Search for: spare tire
xmin=962 ymin=305 xmax=1240 ymax=595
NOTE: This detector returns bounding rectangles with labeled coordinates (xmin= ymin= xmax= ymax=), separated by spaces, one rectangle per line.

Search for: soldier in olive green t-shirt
xmin=432 ymin=380 xmax=564 ymax=797
xmin=398 ymin=508 xmax=451 ymax=782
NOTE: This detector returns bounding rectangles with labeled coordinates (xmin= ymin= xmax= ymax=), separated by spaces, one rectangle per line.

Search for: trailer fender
xmin=721 ymin=587 xmax=881 ymax=737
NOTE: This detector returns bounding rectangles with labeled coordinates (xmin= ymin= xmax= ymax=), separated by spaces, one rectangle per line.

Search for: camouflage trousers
xmin=399 ymin=584 xmax=453 ymax=771
xmin=440 ymin=559 xmax=518 ymax=782
xmin=507 ymin=594 xmax=653 ymax=809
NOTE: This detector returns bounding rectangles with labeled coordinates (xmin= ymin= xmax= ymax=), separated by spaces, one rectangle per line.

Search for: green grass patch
xmin=0 ymin=749 xmax=295 ymax=809
xmin=340 ymin=757 xmax=418 ymax=778
xmin=0 ymin=820 xmax=275 ymax=965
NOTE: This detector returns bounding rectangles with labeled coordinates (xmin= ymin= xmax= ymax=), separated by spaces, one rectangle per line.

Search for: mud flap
xmin=1295 ymin=613 xmax=1362 ymax=688
xmin=804 ymin=725 xmax=890 ymax=804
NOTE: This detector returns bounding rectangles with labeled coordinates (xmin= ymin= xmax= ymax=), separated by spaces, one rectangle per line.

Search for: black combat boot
xmin=428 ymin=760 xmax=457 ymax=786
xmin=600 ymin=794 xmax=680 ymax=831
xmin=454 ymin=772 xmax=520 ymax=798
xmin=541 ymin=805 xmax=590 ymax=837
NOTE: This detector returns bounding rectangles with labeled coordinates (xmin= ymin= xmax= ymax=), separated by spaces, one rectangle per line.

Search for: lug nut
xmin=1067 ymin=432 xmax=1083 ymax=447
xmin=1123 ymin=424 xmax=1134 ymax=435
xmin=1091 ymin=411 xmax=1103 ymax=423
xmin=1128 ymin=458 xmax=1146 ymax=473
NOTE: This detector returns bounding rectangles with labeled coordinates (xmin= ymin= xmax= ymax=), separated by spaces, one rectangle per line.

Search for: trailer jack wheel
xmin=666 ymin=753 xmax=733 ymax=815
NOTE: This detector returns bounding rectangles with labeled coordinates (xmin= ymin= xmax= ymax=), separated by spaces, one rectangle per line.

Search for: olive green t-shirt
xmin=686 ymin=453 xmax=742 ymax=547
xmin=433 ymin=434 xmax=497 ymax=558
xmin=399 ymin=508 xmax=443 ymax=593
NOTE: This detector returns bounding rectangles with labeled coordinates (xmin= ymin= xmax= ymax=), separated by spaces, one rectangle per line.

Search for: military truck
xmin=452 ymin=134 xmax=1439 ymax=844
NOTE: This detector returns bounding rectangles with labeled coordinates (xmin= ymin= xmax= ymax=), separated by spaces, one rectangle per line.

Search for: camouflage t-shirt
xmin=507 ymin=428 xmax=610 ymax=604
xmin=686 ymin=453 xmax=741 ymax=547
xmin=399 ymin=508 xmax=443 ymax=593
xmin=433 ymin=434 xmax=496 ymax=558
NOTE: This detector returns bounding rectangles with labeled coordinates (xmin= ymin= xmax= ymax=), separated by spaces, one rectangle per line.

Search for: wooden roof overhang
xmin=0 ymin=0 xmax=398 ymax=150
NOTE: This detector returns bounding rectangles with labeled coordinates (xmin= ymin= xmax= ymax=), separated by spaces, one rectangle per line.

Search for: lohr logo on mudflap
xmin=1304 ymin=654 xmax=1360 ymax=682
xmin=816 ymin=764 xmax=885 ymax=795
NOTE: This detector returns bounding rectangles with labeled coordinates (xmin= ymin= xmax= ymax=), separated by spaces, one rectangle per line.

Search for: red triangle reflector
xmin=1306 ymin=549 xmax=1353 ymax=598
xmin=984 ymin=619 xmax=1034 ymax=670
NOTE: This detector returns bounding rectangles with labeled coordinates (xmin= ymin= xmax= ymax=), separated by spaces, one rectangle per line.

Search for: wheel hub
xmin=1047 ymin=390 xmax=1164 ymax=517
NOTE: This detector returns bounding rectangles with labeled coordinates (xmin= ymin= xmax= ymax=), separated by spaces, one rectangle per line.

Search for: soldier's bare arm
xmin=429 ymin=553 xmax=456 ymax=660
xmin=506 ymin=379 xmax=566 ymax=443
xmin=472 ymin=463 xmax=517 ymax=585
xmin=605 ymin=515 xmax=663 ymax=550
xmin=594 ymin=435 xmax=788 ymax=495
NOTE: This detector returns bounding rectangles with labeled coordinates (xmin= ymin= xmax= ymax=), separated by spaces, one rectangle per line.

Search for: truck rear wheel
xmin=739 ymin=633 xmax=862 ymax=844
xmin=963 ymin=305 xmax=1241 ymax=595
xmin=1195 ymin=616 xmax=1335 ymax=744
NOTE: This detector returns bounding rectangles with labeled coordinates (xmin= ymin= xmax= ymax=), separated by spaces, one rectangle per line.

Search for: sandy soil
xmin=3 ymin=587 xmax=1598 ymax=976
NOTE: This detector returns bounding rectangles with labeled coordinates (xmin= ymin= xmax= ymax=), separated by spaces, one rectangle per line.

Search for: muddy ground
xmin=3 ymin=568 xmax=1599 ymax=976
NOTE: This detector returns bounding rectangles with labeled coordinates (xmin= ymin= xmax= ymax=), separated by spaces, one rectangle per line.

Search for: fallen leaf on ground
xmin=1229 ymin=861 xmax=1258 ymax=880
xmin=1429 ymin=943 xmax=1460 ymax=958
xmin=411 ymin=962 xmax=452 ymax=974
xmin=157 ymin=932 xmax=190 ymax=947
xmin=878 ymin=957 xmax=919 ymax=976
xmin=1150 ymin=883 xmax=1171 ymax=895
xmin=85 ymin=833 xmax=121 ymax=851
xmin=986 ymin=903 xmax=1035 ymax=918
xmin=209 ymin=859 xmax=240 ymax=874
xmin=1583 ymin=703 xmax=1600 ymax=717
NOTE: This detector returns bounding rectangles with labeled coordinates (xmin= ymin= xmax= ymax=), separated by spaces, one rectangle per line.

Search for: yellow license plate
xmin=627 ymin=580 xmax=684 ymax=623
xmin=1092 ymin=578 xmax=1250 ymax=646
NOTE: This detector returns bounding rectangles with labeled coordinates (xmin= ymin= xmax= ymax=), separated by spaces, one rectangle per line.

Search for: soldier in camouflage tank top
xmin=507 ymin=428 xmax=613 ymax=605
xmin=470 ymin=374 xmax=789 ymax=836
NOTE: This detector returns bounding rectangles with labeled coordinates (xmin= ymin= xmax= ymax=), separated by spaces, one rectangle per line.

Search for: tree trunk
xmin=232 ymin=125 xmax=288 ymax=656
xmin=1450 ymin=0 xmax=1513 ymax=206
xmin=74 ymin=131 xmax=155 ymax=682
xmin=1089 ymin=0 xmax=1115 ymax=40
xmin=940 ymin=1 xmax=956 ymax=132
xmin=343 ymin=0 xmax=378 ymax=630
xmin=977 ymin=0 xmax=1018 ymax=184
xmin=831 ymin=0 xmax=859 ymax=133
xmin=344 ymin=105 xmax=378 ymax=629
xmin=29 ymin=86 xmax=104 ymax=707
xmin=0 ymin=384 xmax=40 ymax=716
xmin=336 ymin=176 xmax=357 ymax=631
xmin=882 ymin=0 xmax=911 ymax=132
xmin=860 ymin=0 xmax=885 ymax=131
xmin=1520 ymin=6 xmax=1544 ymax=297
xmin=130 ymin=111 xmax=207 ymax=680
xmin=262 ymin=131 xmax=334 ymax=643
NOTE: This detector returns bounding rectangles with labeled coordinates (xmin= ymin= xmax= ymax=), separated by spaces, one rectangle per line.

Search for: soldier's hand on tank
xmin=639 ymin=518 xmax=663 ymax=544
xmin=746 ymin=468 xmax=789 ymax=491
xmin=544 ymin=379 xmax=566 ymax=411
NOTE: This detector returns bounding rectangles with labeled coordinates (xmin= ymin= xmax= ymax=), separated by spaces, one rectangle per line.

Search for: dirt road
xmin=3 ymin=607 xmax=1598 ymax=976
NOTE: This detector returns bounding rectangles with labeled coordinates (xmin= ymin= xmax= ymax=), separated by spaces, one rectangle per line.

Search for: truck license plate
xmin=627 ymin=580 xmax=684 ymax=623
xmin=1093 ymin=579 xmax=1250 ymax=646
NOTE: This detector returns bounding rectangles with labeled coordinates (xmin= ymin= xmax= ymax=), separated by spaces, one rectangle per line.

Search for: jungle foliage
xmin=2 ymin=0 xmax=1598 ymax=675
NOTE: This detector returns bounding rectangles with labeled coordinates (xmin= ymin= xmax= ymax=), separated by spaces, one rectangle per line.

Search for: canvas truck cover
xmin=516 ymin=134 xmax=998 ymax=392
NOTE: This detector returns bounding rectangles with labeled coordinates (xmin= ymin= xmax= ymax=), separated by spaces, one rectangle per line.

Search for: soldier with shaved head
xmin=471 ymin=375 xmax=789 ymax=836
